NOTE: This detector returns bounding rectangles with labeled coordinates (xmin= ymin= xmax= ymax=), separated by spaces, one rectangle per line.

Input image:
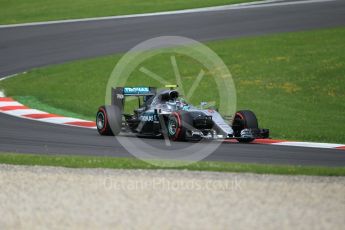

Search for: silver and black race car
xmin=96 ymin=86 xmax=269 ymax=142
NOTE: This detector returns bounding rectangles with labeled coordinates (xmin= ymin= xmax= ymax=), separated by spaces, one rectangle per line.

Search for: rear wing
xmin=111 ymin=87 xmax=157 ymax=111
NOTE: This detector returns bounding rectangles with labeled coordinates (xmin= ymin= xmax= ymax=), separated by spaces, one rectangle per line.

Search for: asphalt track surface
xmin=0 ymin=0 xmax=345 ymax=166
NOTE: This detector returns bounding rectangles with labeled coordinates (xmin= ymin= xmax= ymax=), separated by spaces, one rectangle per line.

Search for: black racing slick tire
xmin=167 ymin=111 xmax=194 ymax=141
xmin=96 ymin=105 xmax=122 ymax=136
xmin=232 ymin=110 xmax=258 ymax=143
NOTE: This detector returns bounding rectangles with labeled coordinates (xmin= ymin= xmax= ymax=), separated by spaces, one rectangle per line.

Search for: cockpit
xmin=149 ymin=90 xmax=190 ymax=111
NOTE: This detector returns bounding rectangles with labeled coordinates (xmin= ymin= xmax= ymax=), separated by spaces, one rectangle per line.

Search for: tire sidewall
xmin=96 ymin=106 xmax=113 ymax=136
xmin=168 ymin=112 xmax=182 ymax=141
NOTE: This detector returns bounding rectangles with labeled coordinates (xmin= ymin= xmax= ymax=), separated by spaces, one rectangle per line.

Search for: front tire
xmin=232 ymin=110 xmax=258 ymax=143
xmin=167 ymin=111 xmax=194 ymax=141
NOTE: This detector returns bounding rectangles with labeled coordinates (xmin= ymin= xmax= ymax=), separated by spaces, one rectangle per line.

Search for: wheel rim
xmin=168 ymin=117 xmax=178 ymax=136
xmin=97 ymin=112 xmax=105 ymax=130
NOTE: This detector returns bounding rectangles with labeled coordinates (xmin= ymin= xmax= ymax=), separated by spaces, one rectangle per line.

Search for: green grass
xmin=0 ymin=153 xmax=344 ymax=176
xmin=0 ymin=0 xmax=254 ymax=25
xmin=1 ymin=27 xmax=345 ymax=143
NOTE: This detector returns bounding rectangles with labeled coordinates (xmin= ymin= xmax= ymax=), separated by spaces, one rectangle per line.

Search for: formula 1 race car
xmin=96 ymin=86 xmax=269 ymax=142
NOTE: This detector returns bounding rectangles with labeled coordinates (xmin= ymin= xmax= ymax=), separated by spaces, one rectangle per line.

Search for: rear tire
xmin=96 ymin=105 xmax=122 ymax=136
xmin=232 ymin=110 xmax=258 ymax=143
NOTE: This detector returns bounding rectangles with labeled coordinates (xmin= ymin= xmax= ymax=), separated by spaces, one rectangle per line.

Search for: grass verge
xmin=1 ymin=27 xmax=345 ymax=143
xmin=0 ymin=0 xmax=254 ymax=25
xmin=0 ymin=153 xmax=344 ymax=176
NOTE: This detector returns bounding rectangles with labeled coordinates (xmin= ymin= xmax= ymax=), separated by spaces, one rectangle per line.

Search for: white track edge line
xmin=0 ymin=0 xmax=335 ymax=29
xmin=0 ymin=72 xmax=27 ymax=82
xmin=272 ymin=141 xmax=344 ymax=148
